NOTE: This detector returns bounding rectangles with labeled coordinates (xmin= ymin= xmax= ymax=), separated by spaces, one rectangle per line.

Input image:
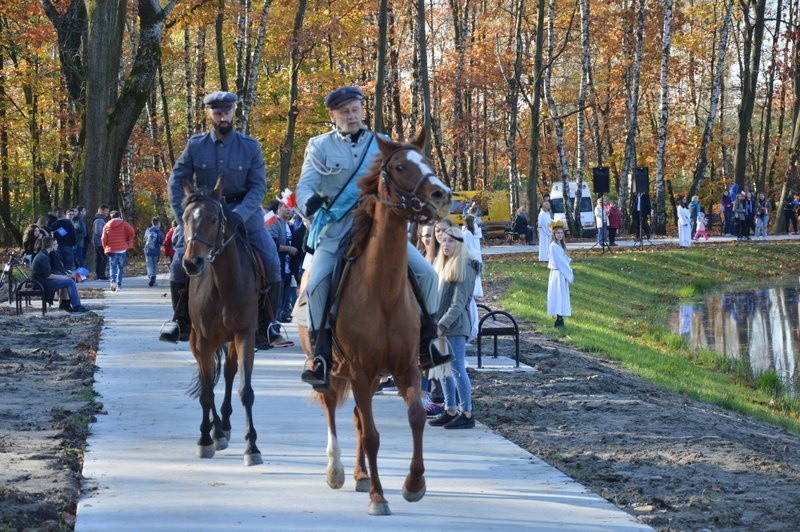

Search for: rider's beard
xmin=215 ymin=121 xmax=233 ymax=136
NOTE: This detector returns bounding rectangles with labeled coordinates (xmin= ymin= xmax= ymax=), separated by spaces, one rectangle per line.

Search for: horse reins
xmin=375 ymin=145 xmax=438 ymax=223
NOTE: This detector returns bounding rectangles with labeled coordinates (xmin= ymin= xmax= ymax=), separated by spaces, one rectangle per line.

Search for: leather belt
xmin=223 ymin=192 xmax=246 ymax=204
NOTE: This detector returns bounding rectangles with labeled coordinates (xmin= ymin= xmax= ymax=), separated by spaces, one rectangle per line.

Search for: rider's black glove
xmin=305 ymin=194 xmax=328 ymax=217
xmin=227 ymin=210 xmax=244 ymax=231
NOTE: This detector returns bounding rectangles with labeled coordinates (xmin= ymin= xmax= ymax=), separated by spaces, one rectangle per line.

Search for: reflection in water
xmin=669 ymin=277 xmax=800 ymax=394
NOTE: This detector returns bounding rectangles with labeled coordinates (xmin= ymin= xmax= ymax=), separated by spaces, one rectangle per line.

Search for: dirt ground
xmin=2 ymin=280 xmax=800 ymax=531
xmin=0 ymin=294 xmax=103 ymax=531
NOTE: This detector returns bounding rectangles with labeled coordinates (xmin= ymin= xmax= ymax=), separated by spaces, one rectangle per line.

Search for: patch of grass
xmin=485 ymin=242 xmax=800 ymax=433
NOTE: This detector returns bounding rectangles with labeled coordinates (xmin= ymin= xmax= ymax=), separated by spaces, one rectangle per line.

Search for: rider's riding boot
xmin=419 ymin=313 xmax=454 ymax=371
xmin=255 ymin=299 xmax=273 ymax=350
xmin=160 ymin=281 xmax=190 ymax=343
xmin=301 ymin=328 xmax=332 ymax=391
xmin=267 ymin=282 xmax=288 ymax=346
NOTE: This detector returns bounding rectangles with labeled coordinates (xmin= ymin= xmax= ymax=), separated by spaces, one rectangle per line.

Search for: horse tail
xmin=186 ymin=344 xmax=226 ymax=399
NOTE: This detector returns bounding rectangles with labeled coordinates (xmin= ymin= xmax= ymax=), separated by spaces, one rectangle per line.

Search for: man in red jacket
xmin=101 ymin=211 xmax=135 ymax=291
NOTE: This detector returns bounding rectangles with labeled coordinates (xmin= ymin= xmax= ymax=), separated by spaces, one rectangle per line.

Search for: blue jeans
xmin=146 ymin=254 xmax=160 ymax=278
xmin=58 ymin=246 xmax=75 ymax=272
xmin=442 ymin=335 xmax=472 ymax=412
xmin=596 ymin=225 xmax=606 ymax=244
xmin=75 ymin=245 xmax=86 ymax=269
xmin=44 ymin=277 xmax=82 ymax=307
xmin=108 ymin=252 xmax=127 ymax=287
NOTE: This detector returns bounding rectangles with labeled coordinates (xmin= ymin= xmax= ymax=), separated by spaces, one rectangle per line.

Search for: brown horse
xmin=181 ymin=176 xmax=262 ymax=466
xmin=304 ymin=129 xmax=451 ymax=515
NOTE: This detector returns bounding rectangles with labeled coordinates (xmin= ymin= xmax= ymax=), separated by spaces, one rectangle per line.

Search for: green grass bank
xmin=484 ymin=241 xmax=800 ymax=433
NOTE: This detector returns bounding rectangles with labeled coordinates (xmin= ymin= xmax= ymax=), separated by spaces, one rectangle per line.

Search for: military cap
xmin=324 ymin=86 xmax=364 ymax=109
xmin=203 ymin=91 xmax=238 ymax=110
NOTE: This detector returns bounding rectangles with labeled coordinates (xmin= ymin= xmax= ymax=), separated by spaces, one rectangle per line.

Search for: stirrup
xmin=301 ymin=356 xmax=329 ymax=387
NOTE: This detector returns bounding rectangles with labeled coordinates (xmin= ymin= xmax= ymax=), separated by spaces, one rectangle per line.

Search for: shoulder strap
xmin=325 ymin=132 xmax=375 ymax=210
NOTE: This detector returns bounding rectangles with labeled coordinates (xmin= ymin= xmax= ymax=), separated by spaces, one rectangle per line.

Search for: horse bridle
xmin=183 ymin=195 xmax=235 ymax=263
xmin=377 ymin=146 xmax=438 ymax=223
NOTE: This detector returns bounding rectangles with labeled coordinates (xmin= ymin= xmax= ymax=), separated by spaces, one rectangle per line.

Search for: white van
xmin=549 ymin=181 xmax=596 ymax=236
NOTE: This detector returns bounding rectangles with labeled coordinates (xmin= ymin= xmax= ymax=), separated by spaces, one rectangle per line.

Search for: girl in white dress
xmin=547 ymin=220 xmax=574 ymax=327
xmin=537 ymin=201 xmax=553 ymax=262
xmin=677 ymin=197 xmax=692 ymax=247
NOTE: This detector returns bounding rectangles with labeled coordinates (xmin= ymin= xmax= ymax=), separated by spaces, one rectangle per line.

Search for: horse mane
xmin=348 ymin=159 xmax=381 ymax=258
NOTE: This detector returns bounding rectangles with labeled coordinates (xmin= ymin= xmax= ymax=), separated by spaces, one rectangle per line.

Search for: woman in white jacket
xmin=677 ymin=196 xmax=692 ymax=248
xmin=537 ymin=201 xmax=553 ymax=262
xmin=547 ymin=220 xmax=574 ymax=327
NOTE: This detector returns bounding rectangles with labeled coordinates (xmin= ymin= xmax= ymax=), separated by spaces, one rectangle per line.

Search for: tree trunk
xmin=238 ymin=0 xmax=274 ymax=134
xmin=415 ymin=0 xmax=433 ymax=157
xmin=215 ymin=0 xmax=229 ymax=91
xmin=278 ymin=0 xmax=307 ymax=192
xmin=504 ymin=0 xmax=524 ymax=213
xmin=374 ymin=0 xmax=389 ymax=133
xmin=619 ymin=0 xmax=645 ymax=226
xmin=733 ymin=0 xmax=767 ymax=189
xmin=526 ymin=0 xmax=546 ymax=222
xmin=689 ymin=0 xmax=733 ymax=197
xmin=544 ymin=0 xmax=575 ymax=232
xmin=79 ymin=0 xmax=176 ymax=213
xmin=757 ymin=0 xmax=781 ymax=192
xmin=653 ymin=0 xmax=673 ymax=235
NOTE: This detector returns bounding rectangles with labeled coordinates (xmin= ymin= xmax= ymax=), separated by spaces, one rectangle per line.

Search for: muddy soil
xmin=0 ymin=297 xmax=103 ymax=531
xmin=470 ymin=326 xmax=800 ymax=531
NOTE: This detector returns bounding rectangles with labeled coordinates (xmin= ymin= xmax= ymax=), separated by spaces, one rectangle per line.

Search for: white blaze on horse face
xmin=406 ymin=150 xmax=449 ymax=192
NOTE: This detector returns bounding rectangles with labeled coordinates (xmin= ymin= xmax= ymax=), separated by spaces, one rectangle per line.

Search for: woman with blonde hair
xmin=547 ymin=219 xmax=574 ymax=327
xmin=428 ymin=226 xmax=481 ymax=429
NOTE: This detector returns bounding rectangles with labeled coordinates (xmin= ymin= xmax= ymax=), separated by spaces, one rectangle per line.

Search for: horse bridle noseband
xmin=376 ymin=146 xmax=438 ymax=223
xmin=184 ymin=195 xmax=235 ymax=263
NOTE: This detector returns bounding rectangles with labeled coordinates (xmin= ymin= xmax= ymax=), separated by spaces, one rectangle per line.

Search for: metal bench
xmin=476 ymin=304 xmax=519 ymax=368
xmin=14 ymin=279 xmax=47 ymax=316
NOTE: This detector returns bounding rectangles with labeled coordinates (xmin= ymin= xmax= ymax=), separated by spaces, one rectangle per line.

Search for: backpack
xmin=144 ymin=229 xmax=159 ymax=252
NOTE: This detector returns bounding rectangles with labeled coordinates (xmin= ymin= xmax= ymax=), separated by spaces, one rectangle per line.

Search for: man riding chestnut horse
xmin=297 ymin=85 xmax=453 ymax=391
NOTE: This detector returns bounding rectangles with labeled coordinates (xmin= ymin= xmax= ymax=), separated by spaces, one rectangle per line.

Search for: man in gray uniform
xmin=297 ymin=86 xmax=452 ymax=390
xmin=161 ymin=91 xmax=284 ymax=348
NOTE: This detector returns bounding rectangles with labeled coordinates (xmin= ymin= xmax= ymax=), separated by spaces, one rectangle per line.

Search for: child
xmin=427 ymin=227 xmax=481 ymax=430
xmin=143 ymin=217 xmax=164 ymax=286
xmin=547 ymin=220 xmax=574 ymax=327
xmin=695 ymin=211 xmax=709 ymax=240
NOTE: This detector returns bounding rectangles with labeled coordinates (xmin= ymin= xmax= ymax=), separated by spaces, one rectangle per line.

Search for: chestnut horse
xmin=304 ymin=129 xmax=451 ymax=515
xmin=181 ymin=176 xmax=262 ymax=466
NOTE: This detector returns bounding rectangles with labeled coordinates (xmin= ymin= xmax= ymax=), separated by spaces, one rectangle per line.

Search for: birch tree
xmin=618 ymin=0 xmax=645 ymax=224
xmin=653 ymin=0 xmax=672 ymax=234
xmin=689 ymin=0 xmax=734 ymax=197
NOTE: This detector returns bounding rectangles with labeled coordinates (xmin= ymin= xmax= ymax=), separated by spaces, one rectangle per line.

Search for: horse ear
xmin=375 ymin=134 xmax=396 ymax=156
xmin=212 ymin=175 xmax=224 ymax=199
xmin=410 ymin=128 xmax=427 ymax=151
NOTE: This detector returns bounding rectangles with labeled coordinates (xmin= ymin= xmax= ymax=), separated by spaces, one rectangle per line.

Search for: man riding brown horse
xmin=296 ymin=85 xmax=453 ymax=391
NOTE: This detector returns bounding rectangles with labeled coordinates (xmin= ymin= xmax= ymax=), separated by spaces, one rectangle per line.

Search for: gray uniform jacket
xmin=296 ymin=129 xmax=374 ymax=253
xmin=436 ymin=259 xmax=481 ymax=337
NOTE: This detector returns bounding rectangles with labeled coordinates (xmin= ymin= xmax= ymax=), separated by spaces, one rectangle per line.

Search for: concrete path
xmin=76 ymin=275 xmax=649 ymax=531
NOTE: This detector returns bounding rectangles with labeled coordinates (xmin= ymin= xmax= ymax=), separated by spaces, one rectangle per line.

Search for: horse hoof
xmin=197 ymin=445 xmax=215 ymax=459
xmin=244 ymin=453 xmax=263 ymax=466
xmin=326 ymin=467 xmax=345 ymax=490
xmin=403 ymin=484 xmax=426 ymax=502
xmin=355 ymin=478 xmax=370 ymax=493
xmin=214 ymin=437 xmax=229 ymax=451
xmin=367 ymin=502 xmax=391 ymax=516
xmin=223 ymin=430 xmax=231 ymax=441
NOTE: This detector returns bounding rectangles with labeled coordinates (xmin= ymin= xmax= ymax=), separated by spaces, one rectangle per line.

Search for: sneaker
xmin=425 ymin=402 xmax=444 ymax=417
xmin=443 ymin=413 xmax=475 ymax=430
xmin=375 ymin=378 xmax=397 ymax=394
xmin=69 ymin=305 xmax=90 ymax=313
xmin=115 ymin=285 xmax=123 ymax=292
xmin=428 ymin=411 xmax=459 ymax=427
xmin=268 ymin=323 xmax=294 ymax=348
xmin=110 ymin=283 xmax=116 ymax=291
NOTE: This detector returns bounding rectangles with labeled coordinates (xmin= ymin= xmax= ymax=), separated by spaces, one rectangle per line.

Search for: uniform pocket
xmin=323 ymin=155 xmax=348 ymax=173
xmin=195 ymin=158 xmax=217 ymax=183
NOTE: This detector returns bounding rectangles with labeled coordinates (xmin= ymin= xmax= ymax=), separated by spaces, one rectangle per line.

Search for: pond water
xmin=668 ymin=276 xmax=800 ymax=394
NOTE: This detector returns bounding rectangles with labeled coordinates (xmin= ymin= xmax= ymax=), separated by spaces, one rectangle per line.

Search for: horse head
xmin=182 ymin=176 xmax=226 ymax=277
xmin=376 ymin=129 xmax=452 ymax=222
